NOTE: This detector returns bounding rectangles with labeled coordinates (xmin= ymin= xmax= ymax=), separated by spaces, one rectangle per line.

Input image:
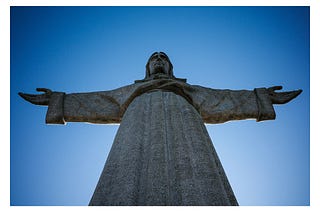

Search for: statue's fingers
xmin=36 ymin=88 xmax=52 ymax=93
xmin=296 ymin=89 xmax=303 ymax=95
xmin=288 ymin=89 xmax=303 ymax=100
xmin=19 ymin=92 xmax=33 ymax=100
xmin=18 ymin=93 xmax=39 ymax=104
xmin=282 ymin=90 xmax=302 ymax=97
xmin=18 ymin=92 xmax=27 ymax=99
xmin=19 ymin=92 xmax=39 ymax=98
xmin=270 ymin=86 xmax=283 ymax=91
xmin=277 ymin=90 xmax=303 ymax=104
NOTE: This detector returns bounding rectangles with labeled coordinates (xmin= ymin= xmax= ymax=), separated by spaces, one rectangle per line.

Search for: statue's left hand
xmin=19 ymin=88 xmax=52 ymax=106
xmin=267 ymin=86 xmax=302 ymax=104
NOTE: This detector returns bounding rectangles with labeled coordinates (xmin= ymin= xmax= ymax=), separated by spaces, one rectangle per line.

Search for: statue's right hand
xmin=19 ymin=88 xmax=52 ymax=106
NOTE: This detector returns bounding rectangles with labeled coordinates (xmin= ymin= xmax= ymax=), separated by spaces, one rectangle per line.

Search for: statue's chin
xmin=152 ymin=67 xmax=164 ymax=73
xmin=155 ymin=70 xmax=165 ymax=74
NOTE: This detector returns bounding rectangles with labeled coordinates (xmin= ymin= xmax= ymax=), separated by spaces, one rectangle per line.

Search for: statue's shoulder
xmin=186 ymin=83 xmax=218 ymax=92
xmin=106 ymin=82 xmax=141 ymax=95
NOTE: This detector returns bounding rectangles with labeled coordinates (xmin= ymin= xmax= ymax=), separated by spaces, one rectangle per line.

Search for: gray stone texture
xmin=43 ymin=79 xmax=276 ymax=205
xmin=18 ymin=50 xmax=302 ymax=206
xmin=89 ymin=90 xmax=238 ymax=205
xmin=46 ymin=79 xmax=275 ymax=125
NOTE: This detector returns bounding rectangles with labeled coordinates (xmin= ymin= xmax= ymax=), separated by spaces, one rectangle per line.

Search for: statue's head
xmin=135 ymin=52 xmax=186 ymax=83
xmin=145 ymin=52 xmax=174 ymax=78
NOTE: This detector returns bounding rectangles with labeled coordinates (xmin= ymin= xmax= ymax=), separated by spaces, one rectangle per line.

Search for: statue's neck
xmin=134 ymin=74 xmax=187 ymax=84
xmin=149 ymin=73 xmax=171 ymax=80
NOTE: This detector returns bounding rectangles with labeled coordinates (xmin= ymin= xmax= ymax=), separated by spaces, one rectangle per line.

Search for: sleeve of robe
xmin=187 ymin=85 xmax=276 ymax=124
xmin=45 ymin=84 xmax=139 ymax=125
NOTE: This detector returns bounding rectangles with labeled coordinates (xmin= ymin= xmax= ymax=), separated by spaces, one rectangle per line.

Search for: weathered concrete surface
xmin=18 ymin=52 xmax=302 ymax=206
xmin=89 ymin=91 xmax=238 ymax=206
xmin=43 ymin=79 xmax=277 ymax=125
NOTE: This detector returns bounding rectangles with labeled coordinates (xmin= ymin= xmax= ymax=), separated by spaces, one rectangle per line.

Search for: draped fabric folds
xmin=89 ymin=91 xmax=238 ymax=205
xmin=44 ymin=78 xmax=275 ymax=205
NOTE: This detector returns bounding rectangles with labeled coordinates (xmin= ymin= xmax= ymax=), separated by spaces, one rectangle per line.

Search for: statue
xmin=19 ymin=52 xmax=302 ymax=206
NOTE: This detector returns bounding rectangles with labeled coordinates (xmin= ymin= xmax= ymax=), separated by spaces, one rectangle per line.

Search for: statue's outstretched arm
xmin=19 ymin=88 xmax=52 ymax=106
xmin=19 ymin=87 xmax=123 ymax=125
xmin=267 ymin=86 xmax=302 ymax=104
xmin=188 ymin=84 xmax=302 ymax=124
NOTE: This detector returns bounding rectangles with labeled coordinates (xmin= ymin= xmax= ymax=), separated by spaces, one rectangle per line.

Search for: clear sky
xmin=10 ymin=6 xmax=309 ymax=206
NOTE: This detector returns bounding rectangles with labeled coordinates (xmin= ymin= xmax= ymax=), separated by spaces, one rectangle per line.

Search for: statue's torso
xmin=90 ymin=90 xmax=238 ymax=205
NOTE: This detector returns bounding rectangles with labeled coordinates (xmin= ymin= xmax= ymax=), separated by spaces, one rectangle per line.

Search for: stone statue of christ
xmin=19 ymin=52 xmax=302 ymax=206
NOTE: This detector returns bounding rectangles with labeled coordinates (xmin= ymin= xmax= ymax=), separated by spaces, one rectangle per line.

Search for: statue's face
xmin=148 ymin=52 xmax=171 ymax=76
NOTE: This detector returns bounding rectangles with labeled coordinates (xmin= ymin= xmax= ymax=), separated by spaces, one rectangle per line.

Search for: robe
xmin=45 ymin=78 xmax=275 ymax=205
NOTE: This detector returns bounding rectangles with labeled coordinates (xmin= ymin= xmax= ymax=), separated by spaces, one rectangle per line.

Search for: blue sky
xmin=10 ymin=6 xmax=309 ymax=206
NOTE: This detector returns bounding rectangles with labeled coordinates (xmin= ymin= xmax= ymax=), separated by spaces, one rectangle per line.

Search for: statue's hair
xmin=145 ymin=52 xmax=174 ymax=79
xmin=135 ymin=52 xmax=186 ymax=83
